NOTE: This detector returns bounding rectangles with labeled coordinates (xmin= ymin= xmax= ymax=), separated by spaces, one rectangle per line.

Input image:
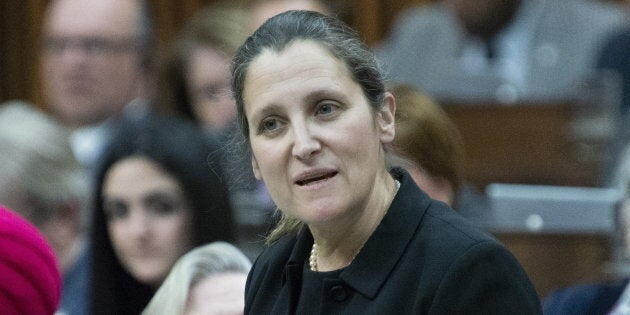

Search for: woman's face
xmin=102 ymin=156 xmax=193 ymax=286
xmin=186 ymin=46 xmax=236 ymax=132
xmin=243 ymin=40 xmax=395 ymax=226
xmin=184 ymin=272 xmax=248 ymax=315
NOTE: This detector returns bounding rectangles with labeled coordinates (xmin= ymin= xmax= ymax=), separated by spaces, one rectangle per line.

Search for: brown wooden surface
xmin=496 ymin=232 xmax=613 ymax=298
xmin=443 ymin=102 xmax=606 ymax=190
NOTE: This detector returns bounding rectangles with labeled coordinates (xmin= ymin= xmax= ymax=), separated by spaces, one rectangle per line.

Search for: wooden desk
xmin=443 ymin=102 xmax=612 ymax=190
xmin=496 ymin=232 xmax=612 ymax=298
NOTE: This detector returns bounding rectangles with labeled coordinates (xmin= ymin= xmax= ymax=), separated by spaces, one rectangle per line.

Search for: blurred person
xmin=596 ymin=14 xmax=630 ymax=181
xmin=598 ymin=26 xmax=630 ymax=117
xmin=249 ymin=0 xmax=331 ymax=31
xmin=155 ymin=3 xmax=251 ymax=180
xmin=0 ymin=101 xmax=90 ymax=315
xmin=388 ymin=84 xmax=464 ymax=206
xmin=233 ymin=10 xmax=540 ymax=313
xmin=154 ymin=2 xmax=273 ymax=259
xmin=41 ymin=0 xmax=154 ymax=171
xmin=542 ymin=189 xmax=630 ymax=314
xmin=142 ymin=241 xmax=251 ymax=315
xmin=89 ymin=115 xmax=236 ymax=314
xmin=0 ymin=205 xmax=62 ymax=315
xmin=375 ymin=0 xmax=627 ymax=103
xmin=156 ymin=4 xmax=248 ymax=136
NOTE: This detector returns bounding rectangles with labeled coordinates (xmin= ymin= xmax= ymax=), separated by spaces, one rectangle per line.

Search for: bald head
xmin=42 ymin=0 xmax=150 ymax=128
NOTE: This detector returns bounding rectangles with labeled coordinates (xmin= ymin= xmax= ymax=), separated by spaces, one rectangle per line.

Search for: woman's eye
xmin=146 ymin=195 xmax=179 ymax=216
xmin=316 ymin=103 xmax=338 ymax=115
xmin=104 ymin=201 xmax=129 ymax=221
xmin=261 ymin=118 xmax=279 ymax=131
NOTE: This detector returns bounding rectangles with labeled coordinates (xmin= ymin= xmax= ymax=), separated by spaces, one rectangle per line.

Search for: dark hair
xmin=230 ymin=10 xmax=387 ymax=243
xmin=231 ymin=10 xmax=386 ymax=140
xmin=89 ymin=115 xmax=235 ymax=314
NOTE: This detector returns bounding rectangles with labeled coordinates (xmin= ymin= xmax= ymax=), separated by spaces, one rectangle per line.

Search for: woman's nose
xmin=127 ymin=210 xmax=150 ymax=238
xmin=291 ymin=123 xmax=321 ymax=160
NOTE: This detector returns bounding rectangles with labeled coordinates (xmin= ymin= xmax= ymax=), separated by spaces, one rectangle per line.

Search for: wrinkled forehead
xmin=45 ymin=0 xmax=141 ymax=37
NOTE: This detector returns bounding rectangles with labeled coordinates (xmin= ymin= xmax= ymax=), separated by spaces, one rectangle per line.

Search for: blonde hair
xmin=390 ymin=84 xmax=464 ymax=196
xmin=142 ymin=242 xmax=251 ymax=315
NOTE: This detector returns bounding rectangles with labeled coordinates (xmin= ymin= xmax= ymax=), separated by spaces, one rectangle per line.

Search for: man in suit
xmin=38 ymin=1 xmax=154 ymax=313
xmin=375 ymin=0 xmax=627 ymax=103
xmin=41 ymin=0 xmax=153 ymax=172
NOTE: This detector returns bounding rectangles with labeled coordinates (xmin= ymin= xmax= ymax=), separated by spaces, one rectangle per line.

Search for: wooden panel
xmin=443 ymin=102 xmax=605 ymax=190
xmin=497 ymin=232 xmax=612 ymax=298
xmin=0 ymin=0 xmax=46 ymax=105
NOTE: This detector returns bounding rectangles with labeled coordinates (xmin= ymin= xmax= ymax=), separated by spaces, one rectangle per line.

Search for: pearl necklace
xmin=309 ymin=179 xmax=400 ymax=272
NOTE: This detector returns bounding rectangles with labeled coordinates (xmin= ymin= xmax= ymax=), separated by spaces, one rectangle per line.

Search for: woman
xmin=90 ymin=115 xmax=236 ymax=314
xmin=233 ymin=10 xmax=541 ymax=314
xmin=142 ymin=241 xmax=251 ymax=315
xmin=155 ymin=3 xmax=248 ymax=136
xmin=388 ymin=84 xmax=464 ymax=206
xmin=154 ymin=5 xmax=274 ymax=252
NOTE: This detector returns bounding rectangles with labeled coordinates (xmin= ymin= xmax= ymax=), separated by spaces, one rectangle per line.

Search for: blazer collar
xmin=282 ymin=168 xmax=432 ymax=299
xmin=342 ymin=168 xmax=431 ymax=298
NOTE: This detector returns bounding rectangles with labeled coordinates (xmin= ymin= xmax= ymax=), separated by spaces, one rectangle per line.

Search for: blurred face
xmin=186 ymin=46 xmax=236 ymax=132
xmin=184 ymin=273 xmax=248 ymax=315
xmin=42 ymin=0 xmax=144 ymax=128
xmin=244 ymin=40 xmax=395 ymax=226
xmin=446 ymin=0 xmax=521 ymax=38
xmin=102 ymin=156 xmax=193 ymax=286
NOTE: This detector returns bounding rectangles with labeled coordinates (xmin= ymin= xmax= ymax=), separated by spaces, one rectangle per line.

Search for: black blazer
xmin=245 ymin=168 xmax=542 ymax=314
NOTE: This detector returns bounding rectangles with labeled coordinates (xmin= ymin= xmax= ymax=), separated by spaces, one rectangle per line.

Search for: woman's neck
xmin=309 ymin=171 xmax=399 ymax=271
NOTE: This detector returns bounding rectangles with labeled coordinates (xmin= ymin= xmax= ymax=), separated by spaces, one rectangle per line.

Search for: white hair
xmin=0 ymin=100 xmax=88 ymax=225
xmin=142 ymin=242 xmax=252 ymax=315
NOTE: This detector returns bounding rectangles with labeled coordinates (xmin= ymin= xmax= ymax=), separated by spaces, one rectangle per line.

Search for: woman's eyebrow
xmin=303 ymin=88 xmax=345 ymax=104
xmin=249 ymin=103 xmax=284 ymax=122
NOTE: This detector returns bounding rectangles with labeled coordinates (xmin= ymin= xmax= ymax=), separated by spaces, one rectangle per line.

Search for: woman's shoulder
xmin=250 ymin=233 xmax=298 ymax=275
xmin=422 ymin=201 xmax=499 ymax=248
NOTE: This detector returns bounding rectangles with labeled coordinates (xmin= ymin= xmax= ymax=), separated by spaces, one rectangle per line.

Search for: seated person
xmin=543 ymin=186 xmax=630 ymax=314
xmin=142 ymin=242 xmax=251 ymax=315
xmin=89 ymin=115 xmax=236 ymax=314
xmin=154 ymin=2 xmax=274 ymax=259
xmin=388 ymin=84 xmax=464 ymax=206
xmin=375 ymin=0 xmax=626 ymax=102
xmin=0 ymin=101 xmax=90 ymax=315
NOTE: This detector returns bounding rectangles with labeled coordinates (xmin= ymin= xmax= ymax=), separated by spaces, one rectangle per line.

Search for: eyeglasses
xmin=43 ymin=36 xmax=141 ymax=56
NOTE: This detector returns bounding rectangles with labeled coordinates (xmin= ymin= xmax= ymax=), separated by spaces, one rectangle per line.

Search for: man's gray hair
xmin=0 ymin=101 xmax=89 ymax=226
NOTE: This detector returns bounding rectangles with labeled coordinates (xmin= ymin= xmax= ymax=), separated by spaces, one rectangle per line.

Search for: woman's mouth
xmin=295 ymin=171 xmax=338 ymax=186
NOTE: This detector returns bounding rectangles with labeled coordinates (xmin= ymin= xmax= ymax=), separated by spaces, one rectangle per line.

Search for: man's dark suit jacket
xmin=543 ymin=280 xmax=628 ymax=315
xmin=245 ymin=168 xmax=542 ymax=314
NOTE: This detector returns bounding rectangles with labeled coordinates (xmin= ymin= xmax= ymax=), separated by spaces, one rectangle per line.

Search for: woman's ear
xmin=377 ymin=92 xmax=396 ymax=143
